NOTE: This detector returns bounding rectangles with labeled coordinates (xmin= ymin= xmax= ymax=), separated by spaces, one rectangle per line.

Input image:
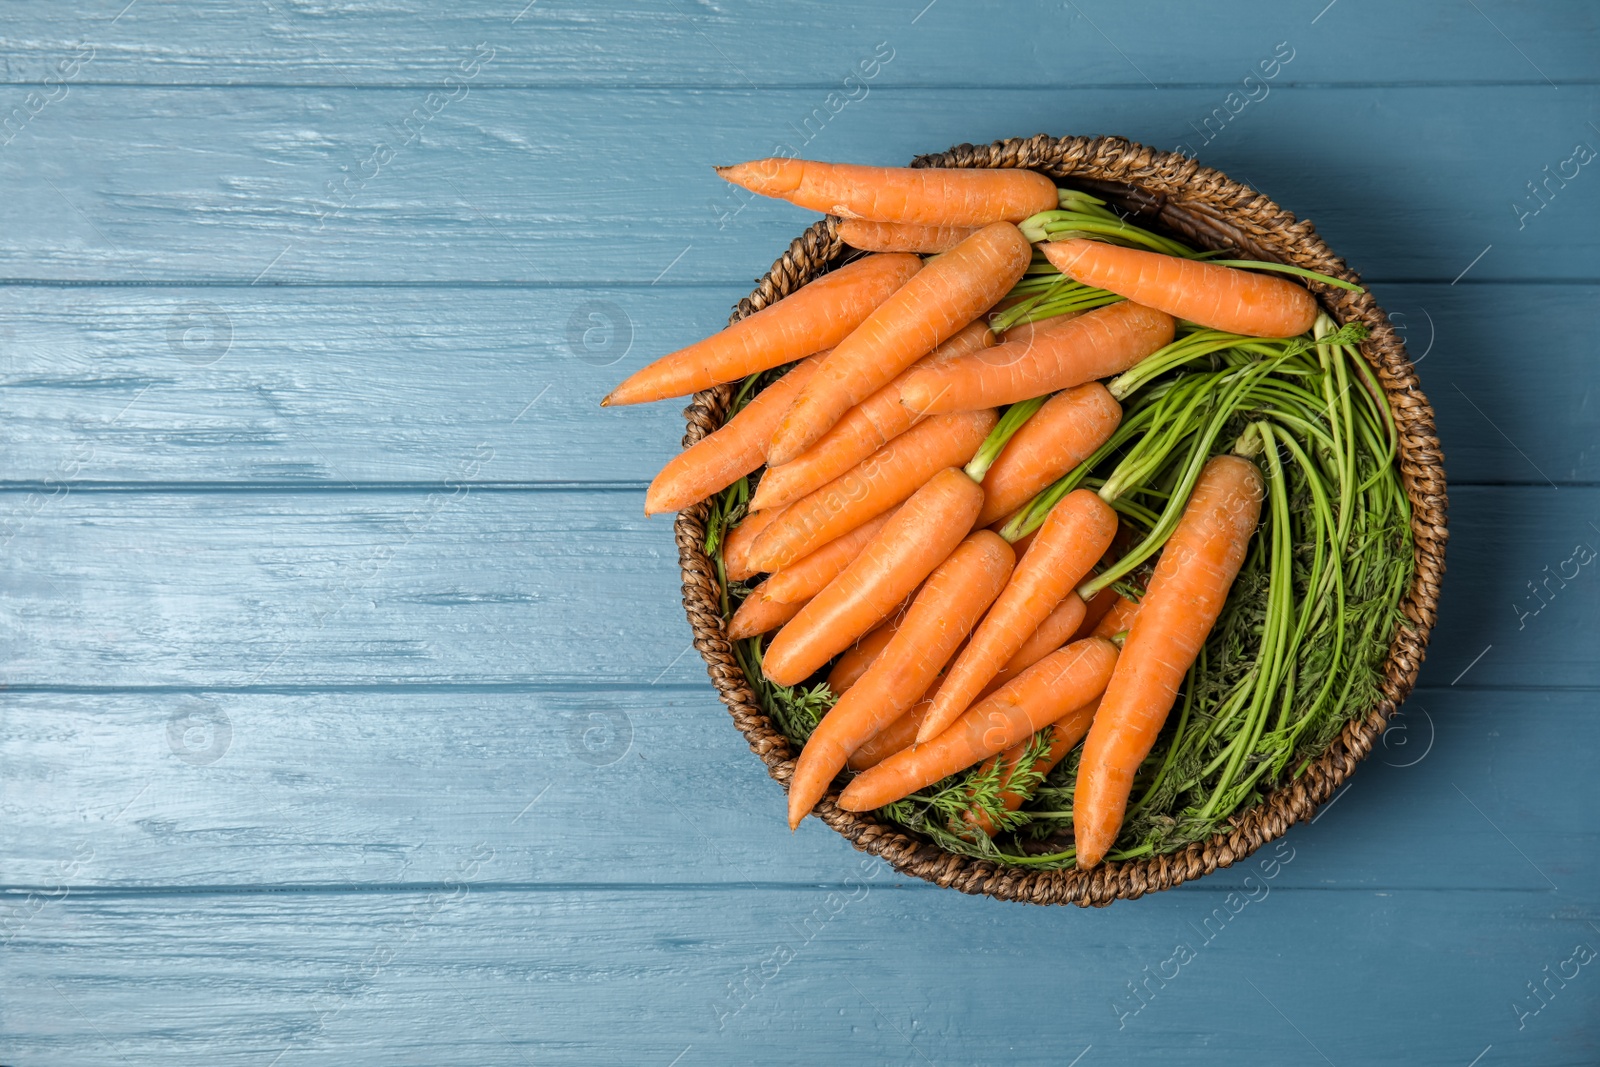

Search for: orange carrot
xmin=839 ymin=220 xmax=980 ymax=253
xmin=767 ymin=223 xmax=1030 ymax=464
xmin=722 ymin=506 xmax=787 ymax=582
xmin=761 ymin=508 xmax=899 ymax=605
xmin=846 ymin=691 xmax=935 ymax=771
xmin=750 ymin=321 xmax=996 ymax=512
xmin=826 ymin=610 xmax=904 ymax=695
xmin=961 ymin=697 xmax=1101 ymax=837
xmin=787 ymin=532 xmax=1014 ymax=827
xmin=838 ymin=637 xmax=1119 ymax=811
xmin=982 ymin=594 xmax=1088 ymax=696
xmin=762 ymin=467 xmax=984 ymax=687
xmin=726 ymin=583 xmax=806 ymax=640
xmin=899 ymin=300 xmax=1174 ymax=414
xmin=748 ymin=409 xmax=996 ymax=574
xmin=644 ymin=356 xmax=824 ymax=515
xmin=1074 ymin=454 xmax=1264 ymax=868
xmin=716 ymin=159 xmax=1058 ymax=226
xmin=1073 ymin=587 xmax=1122 ymax=641
xmin=1090 ymin=594 xmax=1140 ymax=640
xmin=999 ymin=315 xmax=1081 ymax=347
xmin=974 ymin=382 xmax=1122 ymax=526
xmin=918 ymin=488 xmax=1118 ymax=742
xmin=1042 ymin=239 xmax=1318 ymax=338
xmin=603 ymin=254 xmax=920 ymax=406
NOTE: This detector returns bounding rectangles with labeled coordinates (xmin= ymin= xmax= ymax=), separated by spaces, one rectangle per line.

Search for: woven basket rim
xmin=672 ymin=134 xmax=1448 ymax=906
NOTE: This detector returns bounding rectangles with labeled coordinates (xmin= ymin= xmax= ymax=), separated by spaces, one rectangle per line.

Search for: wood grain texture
xmin=2 ymin=2 xmax=1594 ymax=87
xmin=4 ymin=888 xmax=1596 ymax=1066
xmin=0 ymin=87 xmax=1596 ymax=284
xmin=0 ymin=687 xmax=1592 ymax=892
xmin=0 ymin=486 xmax=1592 ymax=689
xmin=0 ymin=282 xmax=1592 ymax=486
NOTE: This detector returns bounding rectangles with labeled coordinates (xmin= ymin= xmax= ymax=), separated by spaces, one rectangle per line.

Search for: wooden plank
xmin=0 ymin=486 xmax=1590 ymax=689
xmin=3 ymin=886 xmax=1594 ymax=1065
xmin=0 ymin=685 xmax=1592 ymax=893
xmin=0 ymin=87 xmax=1595 ymax=284
xmin=0 ymin=282 xmax=1590 ymax=486
xmin=2 ymin=2 xmax=1593 ymax=87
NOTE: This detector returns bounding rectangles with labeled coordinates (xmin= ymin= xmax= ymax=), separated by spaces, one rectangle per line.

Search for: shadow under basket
xmin=672 ymin=134 xmax=1448 ymax=906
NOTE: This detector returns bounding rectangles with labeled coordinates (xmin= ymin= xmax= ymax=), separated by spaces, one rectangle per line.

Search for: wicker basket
xmin=674 ymin=134 xmax=1447 ymax=906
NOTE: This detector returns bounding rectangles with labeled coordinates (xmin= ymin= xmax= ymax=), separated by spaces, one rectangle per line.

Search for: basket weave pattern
xmin=672 ymin=135 xmax=1448 ymax=906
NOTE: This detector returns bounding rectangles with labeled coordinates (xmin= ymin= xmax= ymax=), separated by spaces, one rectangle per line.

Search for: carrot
xmin=982 ymin=554 xmax=1126 ymax=695
xmin=982 ymin=593 xmax=1088 ymax=696
xmin=961 ymin=697 xmax=1100 ymax=837
xmin=644 ymin=356 xmax=824 ymax=515
xmin=726 ymin=583 xmax=806 ymax=640
xmin=749 ymin=321 xmax=996 ymax=512
xmin=787 ymin=532 xmax=1014 ymax=827
xmin=839 ymin=219 xmax=980 ymax=253
xmin=766 ymin=223 xmax=1030 ymax=465
xmin=1090 ymin=594 xmax=1140 ymax=640
xmin=974 ymin=382 xmax=1122 ymax=527
xmin=918 ymin=488 xmax=1118 ymax=742
xmin=826 ymin=610 xmax=904 ymax=695
xmin=846 ymin=692 xmax=934 ymax=771
xmin=1042 ymin=239 xmax=1318 ymax=338
xmin=722 ymin=505 xmax=787 ymax=583
xmin=715 ymin=159 xmax=1058 ymax=226
xmin=899 ymin=300 xmax=1175 ymax=414
xmin=761 ymin=507 xmax=899 ymax=605
xmin=998 ymin=315 xmax=1080 ymax=347
xmin=762 ymin=467 xmax=984 ymax=687
xmin=602 ymin=254 xmax=920 ymax=406
xmin=1073 ymin=587 xmax=1122 ymax=640
xmin=748 ymin=409 xmax=996 ymax=574
xmin=838 ymin=637 xmax=1119 ymax=811
xmin=1074 ymin=454 xmax=1264 ymax=868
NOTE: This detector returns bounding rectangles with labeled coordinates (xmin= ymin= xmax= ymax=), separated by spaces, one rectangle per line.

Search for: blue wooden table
xmin=1 ymin=3 xmax=1596 ymax=1063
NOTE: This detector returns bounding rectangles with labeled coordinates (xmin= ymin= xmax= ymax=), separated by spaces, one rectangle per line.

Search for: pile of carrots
xmin=604 ymin=157 xmax=1393 ymax=869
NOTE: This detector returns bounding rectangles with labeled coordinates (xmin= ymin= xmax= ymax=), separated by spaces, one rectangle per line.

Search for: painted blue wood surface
xmin=1 ymin=2 xmax=1597 ymax=1065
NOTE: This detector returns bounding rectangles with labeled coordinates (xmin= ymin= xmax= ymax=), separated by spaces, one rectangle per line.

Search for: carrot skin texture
xmin=749 ymin=409 xmax=996 ymax=575
xmin=1074 ymin=454 xmax=1265 ymax=868
xmin=826 ymin=611 xmax=903 ymax=695
xmin=839 ymin=219 xmax=982 ymax=253
xmin=983 ymin=593 xmax=1088 ymax=695
xmin=725 ymin=585 xmax=806 ymax=640
xmin=975 ymin=382 xmax=1123 ymax=527
xmin=838 ymin=637 xmax=1119 ymax=811
xmin=962 ymin=697 xmax=1100 ymax=837
xmin=750 ymin=321 xmax=996 ymax=512
xmin=919 ymin=489 xmax=1119 ymax=742
xmin=761 ymin=467 xmax=984 ymax=687
xmin=1090 ymin=594 xmax=1141 ymax=640
xmin=787 ymin=532 xmax=1015 ymax=827
xmin=846 ymin=685 xmax=938 ymax=771
xmin=716 ymin=159 xmax=1058 ymax=226
xmin=899 ymin=301 xmax=1175 ymax=414
xmin=644 ymin=356 xmax=823 ymax=515
xmin=1073 ymin=587 xmax=1122 ymax=641
xmin=722 ymin=506 xmax=787 ymax=583
xmin=761 ymin=508 xmax=898 ymax=605
xmin=602 ymin=254 xmax=920 ymax=406
xmin=1041 ymin=239 xmax=1319 ymax=338
xmin=767 ymin=223 xmax=1030 ymax=465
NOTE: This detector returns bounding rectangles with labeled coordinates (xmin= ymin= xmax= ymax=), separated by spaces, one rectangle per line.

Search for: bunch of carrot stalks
xmin=606 ymin=158 xmax=1413 ymax=869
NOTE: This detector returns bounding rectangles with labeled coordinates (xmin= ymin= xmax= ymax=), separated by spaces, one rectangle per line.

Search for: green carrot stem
xmin=965 ymin=395 xmax=1049 ymax=482
xmin=1206 ymin=259 xmax=1365 ymax=292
